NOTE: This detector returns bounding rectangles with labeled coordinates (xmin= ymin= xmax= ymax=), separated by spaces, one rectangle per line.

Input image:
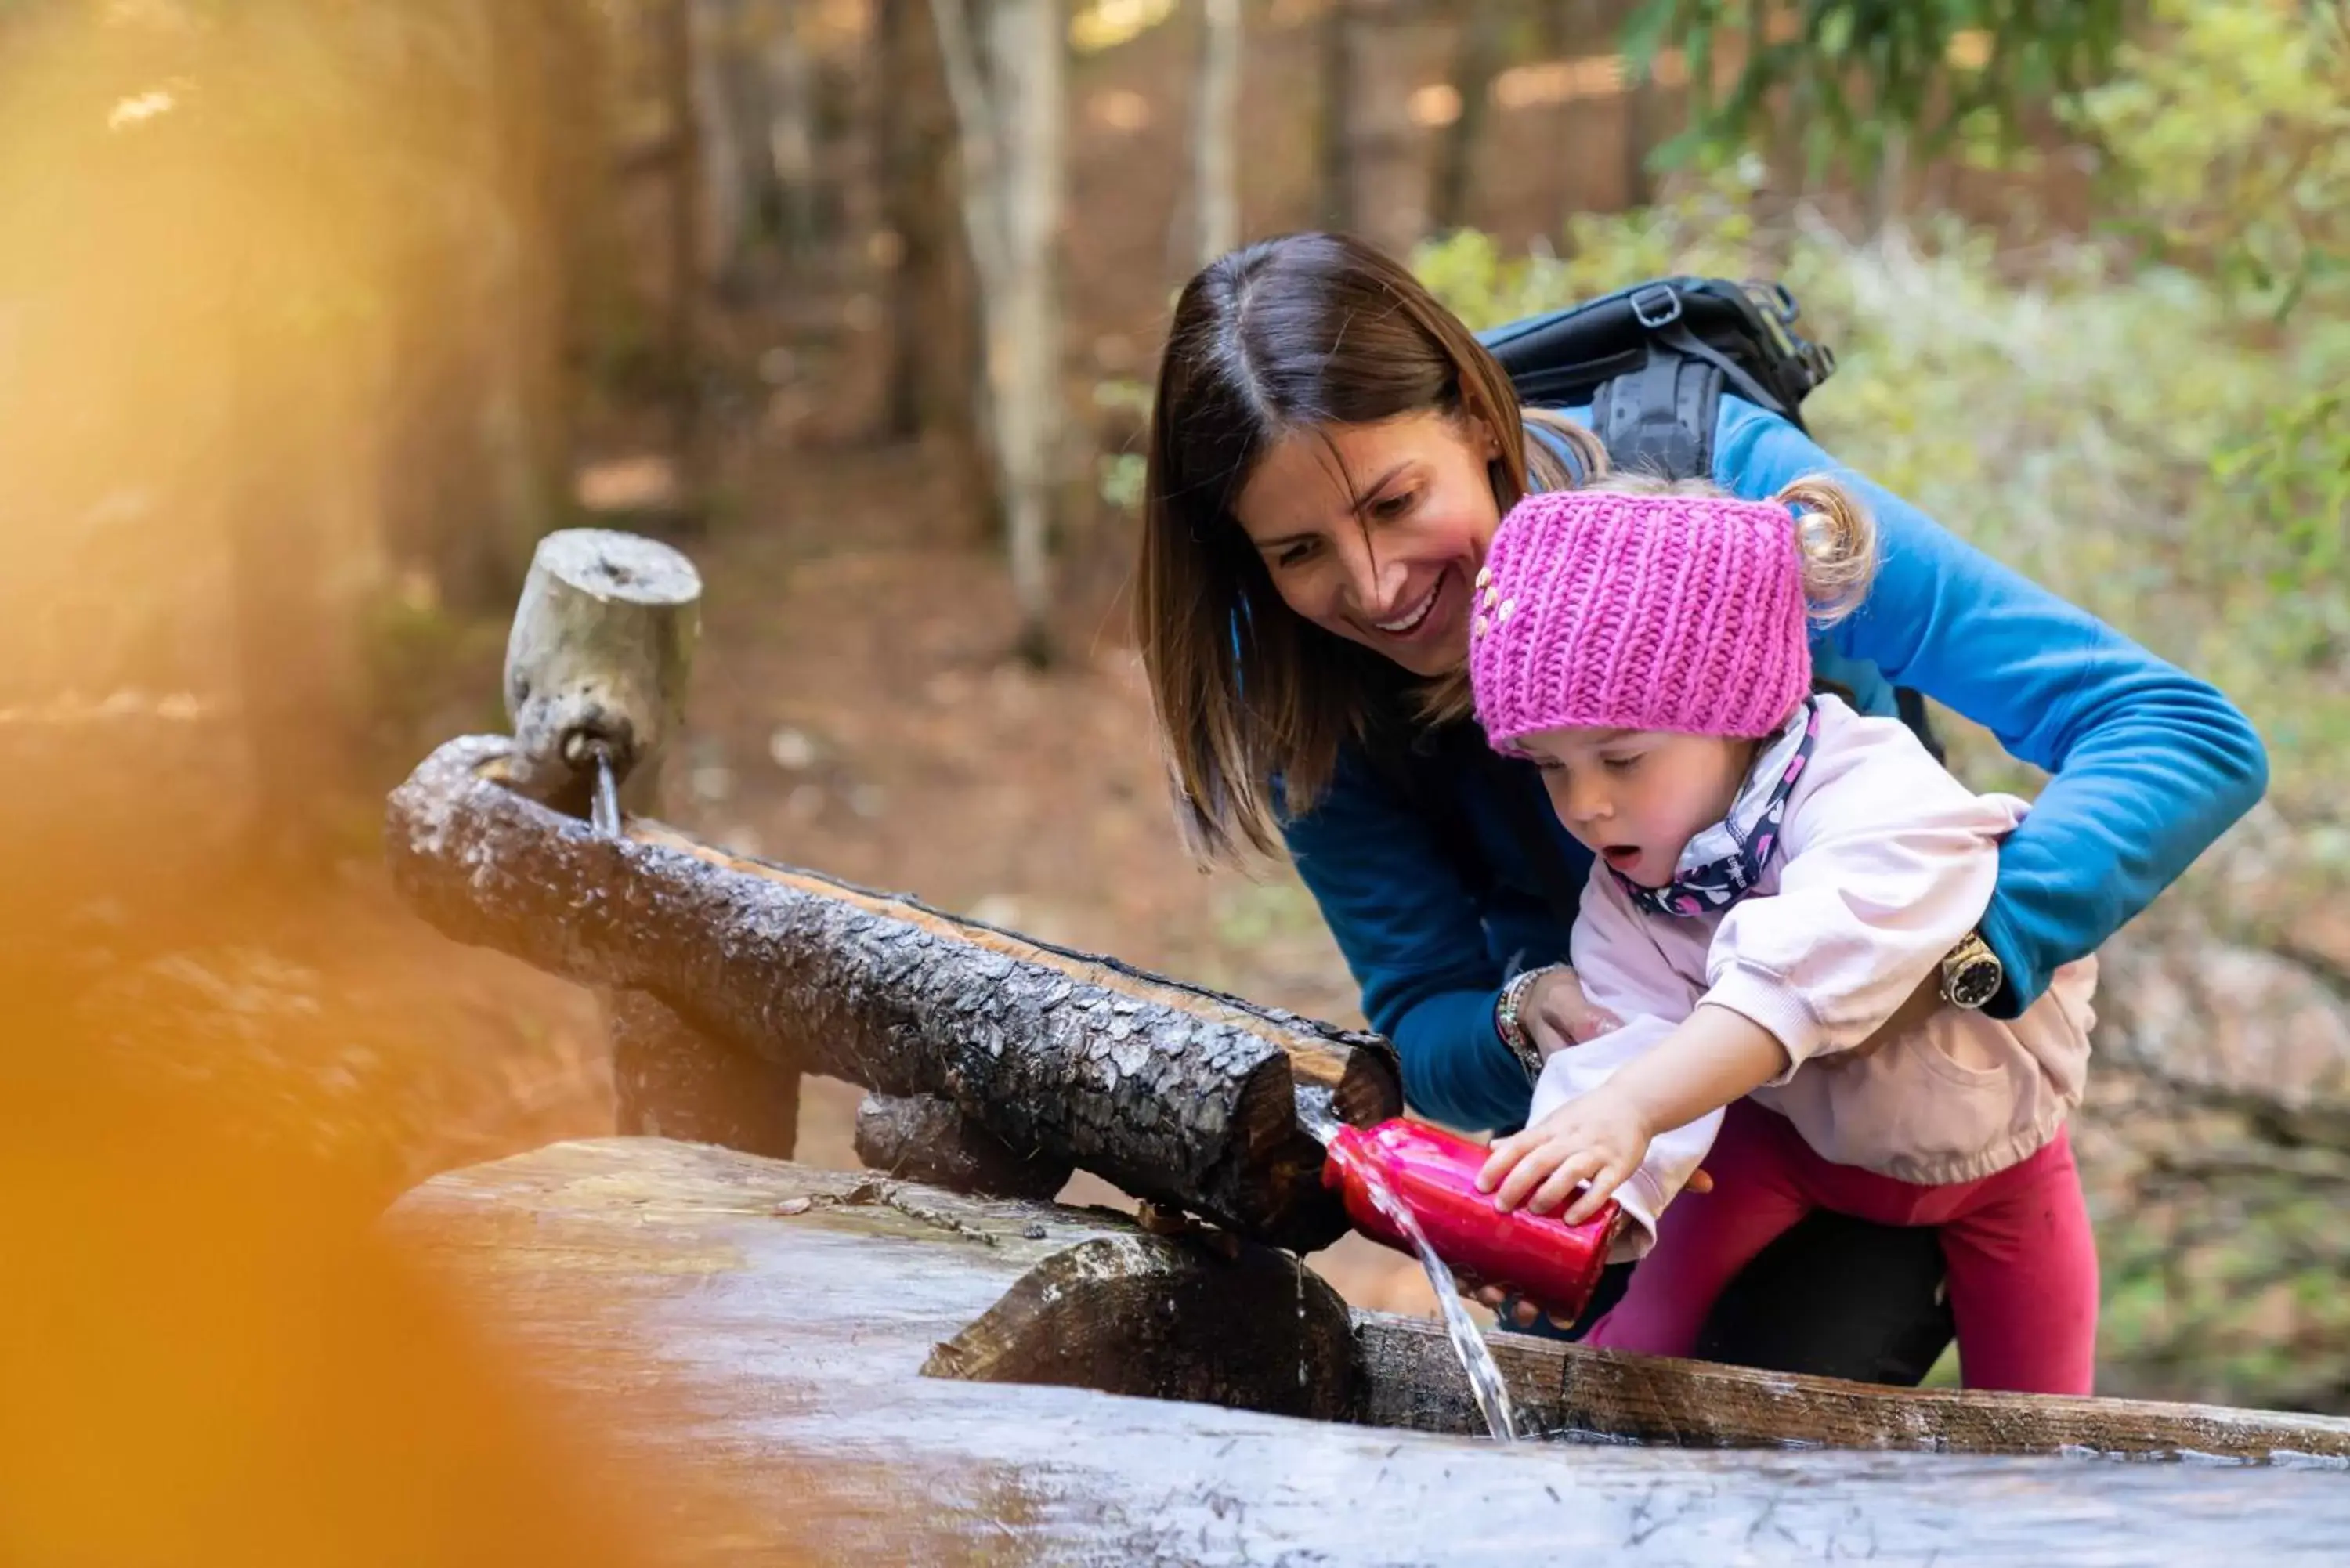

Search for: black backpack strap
xmin=1593 ymin=347 xmax=1722 ymax=480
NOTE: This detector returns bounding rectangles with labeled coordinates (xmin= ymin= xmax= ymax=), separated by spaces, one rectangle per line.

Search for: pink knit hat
xmin=1470 ymin=490 xmax=1810 ymax=747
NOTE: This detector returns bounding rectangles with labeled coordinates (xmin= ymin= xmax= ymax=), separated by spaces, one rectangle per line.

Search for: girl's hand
xmin=1477 ymin=1090 xmax=1653 ymax=1224
xmin=1455 ymin=1169 xmax=1712 ymax=1329
xmin=1521 ymin=968 xmax=1622 ymax=1060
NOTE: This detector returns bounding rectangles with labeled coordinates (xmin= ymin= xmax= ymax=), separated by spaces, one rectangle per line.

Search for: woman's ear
xmin=1473 ymin=416 xmax=1504 ymax=462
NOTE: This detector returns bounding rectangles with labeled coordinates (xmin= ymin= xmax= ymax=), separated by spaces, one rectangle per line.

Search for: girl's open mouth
xmin=1601 ymin=845 xmax=1642 ymax=869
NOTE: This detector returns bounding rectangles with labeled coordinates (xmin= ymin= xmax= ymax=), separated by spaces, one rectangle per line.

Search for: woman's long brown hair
xmin=1134 ymin=232 xmax=1602 ymax=859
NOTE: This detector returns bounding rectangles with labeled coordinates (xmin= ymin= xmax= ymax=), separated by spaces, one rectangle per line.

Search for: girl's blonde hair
xmin=1593 ymin=468 xmax=1879 ymax=623
xmin=1420 ymin=468 xmax=1879 ymax=724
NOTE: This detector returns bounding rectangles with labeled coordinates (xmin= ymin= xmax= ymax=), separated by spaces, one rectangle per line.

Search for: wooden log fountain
xmin=380 ymin=1136 xmax=2350 ymax=1564
xmin=385 ymin=733 xmax=1400 ymax=1250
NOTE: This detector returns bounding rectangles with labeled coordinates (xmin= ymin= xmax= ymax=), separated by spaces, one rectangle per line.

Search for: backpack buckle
xmin=1629 ymin=284 xmax=1682 ymax=330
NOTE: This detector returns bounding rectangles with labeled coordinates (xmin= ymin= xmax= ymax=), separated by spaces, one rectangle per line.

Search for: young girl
xmin=1467 ymin=475 xmax=2100 ymax=1395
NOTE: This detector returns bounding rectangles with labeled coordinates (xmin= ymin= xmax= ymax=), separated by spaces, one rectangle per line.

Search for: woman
xmin=1134 ymin=233 xmax=2267 ymax=1378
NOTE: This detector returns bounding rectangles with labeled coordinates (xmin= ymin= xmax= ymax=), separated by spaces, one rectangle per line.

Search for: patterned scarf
xmin=1609 ymin=698 xmax=1821 ymax=919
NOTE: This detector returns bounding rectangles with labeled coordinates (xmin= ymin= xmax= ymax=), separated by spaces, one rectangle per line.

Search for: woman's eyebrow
xmin=1347 ymin=461 xmax=1412 ymax=514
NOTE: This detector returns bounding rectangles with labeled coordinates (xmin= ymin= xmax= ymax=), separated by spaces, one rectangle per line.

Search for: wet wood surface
xmin=385 ymin=734 xmax=1400 ymax=1248
xmin=385 ymin=1138 xmax=2350 ymax=1567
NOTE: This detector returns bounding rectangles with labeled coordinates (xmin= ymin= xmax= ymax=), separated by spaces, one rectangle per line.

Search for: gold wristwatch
xmin=1938 ymin=930 xmax=2005 ymax=1012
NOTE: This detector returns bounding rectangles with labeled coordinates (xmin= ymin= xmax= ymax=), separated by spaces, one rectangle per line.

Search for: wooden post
xmin=497 ymin=528 xmax=808 ymax=1154
xmin=611 ymin=988 xmax=800 ymax=1158
xmin=854 ymin=1091 xmax=1072 ymax=1199
xmin=501 ymin=527 xmax=701 ymax=812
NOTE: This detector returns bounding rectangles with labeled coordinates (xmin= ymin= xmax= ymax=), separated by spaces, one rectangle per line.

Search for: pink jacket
xmin=1529 ymin=694 xmax=2096 ymax=1260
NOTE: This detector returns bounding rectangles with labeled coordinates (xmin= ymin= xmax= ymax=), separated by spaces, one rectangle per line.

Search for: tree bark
xmin=854 ymin=1091 xmax=1072 ymax=1199
xmin=1191 ymin=0 xmax=1243 ymax=265
xmin=611 ymin=988 xmax=800 ymax=1157
xmin=382 ymin=1135 xmax=2350 ymax=1564
xmin=385 ymin=735 xmax=1399 ymax=1248
xmin=500 ymin=528 xmax=702 ymax=809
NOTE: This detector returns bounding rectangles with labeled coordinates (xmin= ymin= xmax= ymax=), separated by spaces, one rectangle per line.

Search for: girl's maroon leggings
xmin=1589 ymin=1098 xmax=2099 ymax=1394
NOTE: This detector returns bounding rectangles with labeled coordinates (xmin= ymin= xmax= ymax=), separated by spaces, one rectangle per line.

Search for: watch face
xmin=1950 ymin=956 xmax=2003 ymax=1010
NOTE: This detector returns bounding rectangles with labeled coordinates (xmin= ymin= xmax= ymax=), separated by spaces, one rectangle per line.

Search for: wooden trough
xmin=377 ymin=528 xmax=2350 ymax=1560
xmin=386 ymin=1137 xmax=2350 ymax=1564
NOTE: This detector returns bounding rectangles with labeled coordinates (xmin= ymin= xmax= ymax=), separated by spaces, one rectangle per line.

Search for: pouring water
xmin=1302 ymin=1100 xmax=1520 ymax=1443
xmin=591 ymin=748 xmax=623 ymax=839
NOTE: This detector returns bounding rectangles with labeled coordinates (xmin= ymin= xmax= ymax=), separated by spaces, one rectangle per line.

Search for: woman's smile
xmin=1363 ymin=567 xmax=1456 ymax=645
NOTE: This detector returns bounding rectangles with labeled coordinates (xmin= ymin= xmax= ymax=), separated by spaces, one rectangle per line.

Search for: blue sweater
xmin=1279 ymin=396 xmax=2269 ymax=1133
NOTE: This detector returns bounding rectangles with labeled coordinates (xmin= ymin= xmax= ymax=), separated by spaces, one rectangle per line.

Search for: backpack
xmin=1475 ymin=276 xmax=1836 ymax=477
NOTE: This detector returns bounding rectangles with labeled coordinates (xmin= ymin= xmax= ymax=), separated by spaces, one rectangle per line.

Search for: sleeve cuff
xmin=1698 ymin=963 xmax=1820 ymax=1085
xmin=1607 ymin=1165 xmax=1670 ymax=1263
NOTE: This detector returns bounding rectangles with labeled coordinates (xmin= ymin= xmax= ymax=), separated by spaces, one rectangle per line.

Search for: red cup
xmin=1323 ymin=1118 xmax=1621 ymax=1327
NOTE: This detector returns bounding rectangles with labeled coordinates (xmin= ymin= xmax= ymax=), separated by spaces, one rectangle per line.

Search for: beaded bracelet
xmin=1494 ymin=963 xmax=1568 ymax=1083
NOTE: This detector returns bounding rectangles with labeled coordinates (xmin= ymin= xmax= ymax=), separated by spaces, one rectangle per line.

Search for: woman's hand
xmin=1520 ymin=968 xmax=1622 ymax=1060
xmin=1477 ymin=1088 xmax=1652 ymax=1224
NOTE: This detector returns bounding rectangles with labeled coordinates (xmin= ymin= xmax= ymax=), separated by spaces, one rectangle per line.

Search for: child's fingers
xmin=1491 ymin=1142 xmax=1570 ymax=1212
xmin=1475 ymin=1133 xmax=1535 ymax=1194
xmin=1525 ymin=1148 xmax=1605 ymax=1216
xmin=1562 ymin=1158 xmax=1632 ymax=1225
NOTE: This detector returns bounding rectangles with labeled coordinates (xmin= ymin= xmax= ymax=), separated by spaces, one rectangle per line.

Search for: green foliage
xmin=1413 ymin=157 xmax=2349 ymax=820
xmin=1625 ymin=0 xmax=2131 ymax=178
xmin=1094 ymin=378 xmax=1154 ymax=514
xmin=2073 ymin=0 xmax=2350 ymax=650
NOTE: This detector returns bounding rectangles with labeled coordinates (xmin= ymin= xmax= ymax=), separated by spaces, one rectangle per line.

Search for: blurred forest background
xmin=5 ymin=0 xmax=2350 ymax=1411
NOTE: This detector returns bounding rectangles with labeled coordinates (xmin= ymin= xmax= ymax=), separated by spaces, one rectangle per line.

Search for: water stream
xmin=1300 ymin=1100 xmax=1519 ymax=1443
xmin=591 ymin=749 xmax=623 ymax=839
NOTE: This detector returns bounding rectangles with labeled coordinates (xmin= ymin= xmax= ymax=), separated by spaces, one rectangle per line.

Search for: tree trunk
xmin=610 ymin=988 xmax=801 ymax=1156
xmin=381 ymin=1136 xmax=2350 ymax=1564
xmin=1428 ymin=0 xmax=1506 ymax=233
xmin=658 ymin=0 xmax=702 ymax=454
xmin=385 ymin=735 xmax=1400 ymax=1249
xmin=1314 ymin=0 xmax=1354 ymax=231
xmin=687 ymin=0 xmax=750 ymax=291
xmin=873 ymin=0 xmax=982 ymax=478
xmin=854 ymin=1092 xmax=1072 ymax=1199
xmin=757 ymin=2 xmax=819 ymax=257
xmin=1191 ymin=0 xmax=1243 ymax=265
xmin=1623 ymin=59 xmax=1661 ymax=209
xmin=1336 ymin=0 xmax=1423 ymax=257
xmin=931 ymin=0 xmax=1065 ymax=665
